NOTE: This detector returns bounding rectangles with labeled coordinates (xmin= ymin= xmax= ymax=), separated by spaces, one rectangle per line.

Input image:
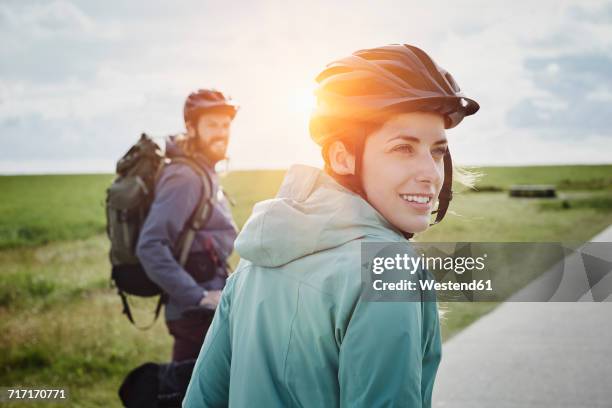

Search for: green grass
xmin=1 ymin=166 xmax=612 ymax=406
xmin=469 ymin=164 xmax=612 ymax=191
xmin=538 ymin=193 xmax=612 ymax=212
xmin=221 ymin=170 xmax=287 ymax=227
xmin=1 ymin=165 xmax=610 ymax=248
xmin=0 ymin=235 xmax=110 ymax=310
xmin=0 ymin=236 xmax=170 ymax=407
xmin=0 ymin=174 xmax=113 ymax=248
xmin=0 ymin=171 xmax=285 ymax=250
xmin=417 ymin=190 xmax=612 ymax=242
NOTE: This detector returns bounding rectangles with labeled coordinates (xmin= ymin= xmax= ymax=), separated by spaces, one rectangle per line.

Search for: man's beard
xmin=196 ymin=135 xmax=227 ymax=164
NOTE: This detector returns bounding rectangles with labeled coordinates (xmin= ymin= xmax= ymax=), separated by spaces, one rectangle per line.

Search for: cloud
xmin=568 ymin=2 xmax=612 ymax=24
xmin=1 ymin=0 xmax=612 ymax=173
xmin=0 ymin=0 xmax=95 ymax=35
xmin=508 ymin=53 xmax=612 ymax=136
xmin=0 ymin=1 xmax=123 ymax=84
xmin=0 ymin=112 xmax=133 ymax=160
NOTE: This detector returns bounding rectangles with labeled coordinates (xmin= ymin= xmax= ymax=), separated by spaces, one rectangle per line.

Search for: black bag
xmin=119 ymin=359 xmax=197 ymax=408
xmin=106 ymin=134 xmax=214 ymax=328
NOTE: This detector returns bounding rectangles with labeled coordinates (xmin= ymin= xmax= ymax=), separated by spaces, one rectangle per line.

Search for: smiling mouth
xmin=399 ymin=194 xmax=433 ymax=204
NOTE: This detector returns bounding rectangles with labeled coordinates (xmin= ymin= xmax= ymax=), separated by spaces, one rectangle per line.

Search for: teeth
xmin=400 ymin=194 xmax=430 ymax=204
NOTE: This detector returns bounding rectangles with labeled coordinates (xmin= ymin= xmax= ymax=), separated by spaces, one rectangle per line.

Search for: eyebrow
xmin=205 ymin=119 xmax=230 ymax=125
xmin=388 ymin=135 xmax=448 ymax=145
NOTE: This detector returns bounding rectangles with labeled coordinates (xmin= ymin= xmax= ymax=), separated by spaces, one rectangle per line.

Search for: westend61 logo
xmin=371 ymin=253 xmax=488 ymax=275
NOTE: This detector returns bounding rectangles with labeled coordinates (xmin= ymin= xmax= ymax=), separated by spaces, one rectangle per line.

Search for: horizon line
xmin=1 ymin=162 xmax=612 ymax=177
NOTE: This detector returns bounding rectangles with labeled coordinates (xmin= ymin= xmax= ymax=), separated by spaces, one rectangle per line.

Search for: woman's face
xmin=361 ymin=112 xmax=447 ymax=234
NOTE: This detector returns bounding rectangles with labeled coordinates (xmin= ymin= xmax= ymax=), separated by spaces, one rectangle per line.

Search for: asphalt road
xmin=433 ymin=226 xmax=612 ymax=408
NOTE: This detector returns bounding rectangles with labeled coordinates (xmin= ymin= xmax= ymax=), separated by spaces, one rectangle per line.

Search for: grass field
xmin=1 ymin=165 xmax=611 ymax=407
xmin=467 ymin=164 xmax=612 ymax=191
xmin=1 ymin=164 xmax=610 ymax=249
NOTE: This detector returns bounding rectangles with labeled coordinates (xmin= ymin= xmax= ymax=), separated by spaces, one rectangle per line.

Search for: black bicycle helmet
xmin=310 ymin=44 xmax=479 ymax=227
xmin=184 ymin=89 xmax=238 ymax=124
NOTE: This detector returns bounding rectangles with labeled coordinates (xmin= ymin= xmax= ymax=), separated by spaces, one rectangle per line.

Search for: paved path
xmin=432 ymin=226 xmax=612 ymax=408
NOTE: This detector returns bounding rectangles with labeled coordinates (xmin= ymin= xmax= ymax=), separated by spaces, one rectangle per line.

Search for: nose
xmin=220 ymin=126 xmax=230 ymax=139
xmin=211 ymin=129 xmax=227 ymax=142
xmin=414 ymin=151 xmax=443 ymax=186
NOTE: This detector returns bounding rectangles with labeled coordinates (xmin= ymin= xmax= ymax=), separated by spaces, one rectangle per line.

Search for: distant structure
xmin=509 ymin=185 xmax=557 ymax=198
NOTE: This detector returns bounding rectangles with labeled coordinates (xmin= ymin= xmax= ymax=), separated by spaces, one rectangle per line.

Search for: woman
xmin=184 ymin=44 xmax=479 ymax=407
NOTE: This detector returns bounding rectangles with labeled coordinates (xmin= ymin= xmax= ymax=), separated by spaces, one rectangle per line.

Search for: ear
xmin=185 ymin=120 xmax=197 ymax=138
xmin=328 ymin=140 xmax=355 ymax=175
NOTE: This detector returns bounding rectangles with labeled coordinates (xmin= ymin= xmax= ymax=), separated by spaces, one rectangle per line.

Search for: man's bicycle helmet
xmin=309 ymin=44 xmax=480 ymax=227
xmin=184 ymin=89 xmax=238 ymax=124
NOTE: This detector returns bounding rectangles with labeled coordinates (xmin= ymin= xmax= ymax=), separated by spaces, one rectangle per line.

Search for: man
xmin=136 ymin=88 xmax=238 ymax=362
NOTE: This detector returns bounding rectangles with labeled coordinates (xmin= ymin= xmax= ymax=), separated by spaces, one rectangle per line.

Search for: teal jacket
xmin=183 ymin=165 xmax=441 ymax=407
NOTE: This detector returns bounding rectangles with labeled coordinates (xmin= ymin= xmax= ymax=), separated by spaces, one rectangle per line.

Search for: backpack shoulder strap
xmin=169 ymin=157 xmax=216 ymax=266
xmin=118 ymin=289 xmax=164 ymax=330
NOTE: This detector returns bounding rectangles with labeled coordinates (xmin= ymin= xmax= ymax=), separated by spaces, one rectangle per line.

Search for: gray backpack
xmin=105 ymin=133 xmax=213 ymax=328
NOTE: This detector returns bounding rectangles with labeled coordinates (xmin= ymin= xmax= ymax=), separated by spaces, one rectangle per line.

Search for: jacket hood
xmin=165 ymin=135 xmax=214 ymax=171
xmin=165 ymin=135 xmax=185 ymax=158
xmin=235 ymin=165 xmax=404 ymax=268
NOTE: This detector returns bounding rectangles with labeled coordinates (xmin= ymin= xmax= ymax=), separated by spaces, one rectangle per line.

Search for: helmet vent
xmin=444 ymin=72 xmax=461 ymax=93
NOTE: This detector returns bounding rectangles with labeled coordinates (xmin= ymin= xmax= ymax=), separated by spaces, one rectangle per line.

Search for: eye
xmin=432 ymin=146 xmax=448 ymax=158
xmin=392 ymin=144 xmax=415 ymax=154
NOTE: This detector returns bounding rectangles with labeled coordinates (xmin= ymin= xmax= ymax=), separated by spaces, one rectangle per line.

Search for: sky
xmin=1 ymin=0 xmax=611 ymax=174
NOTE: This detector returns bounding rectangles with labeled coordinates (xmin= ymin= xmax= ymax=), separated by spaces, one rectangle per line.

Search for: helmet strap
xmin=431 ymin=150 xmax=453 ymax=225
xmin=347 ymin=129 xmax=453 ymax=238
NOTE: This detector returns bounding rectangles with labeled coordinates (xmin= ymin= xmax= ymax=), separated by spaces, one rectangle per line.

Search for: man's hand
xmin=199 ymin=290 xmax=222 ymax=309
